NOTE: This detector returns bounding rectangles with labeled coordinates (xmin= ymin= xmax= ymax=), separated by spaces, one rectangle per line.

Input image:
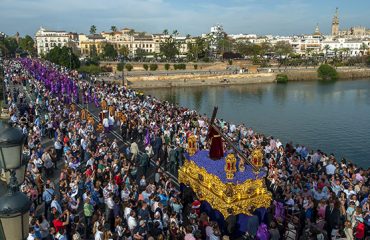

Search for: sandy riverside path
xmin=112 ymin=72 xmax=277 ymax=89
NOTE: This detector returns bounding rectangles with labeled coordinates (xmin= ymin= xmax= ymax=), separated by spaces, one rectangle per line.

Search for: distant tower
xmin=15 ymin=32 xmax=20 ymax=44
xmin=331 ymin=7 xmax=339 ymax=36
xmin=314 ymin=23 xmax=321 ymax=36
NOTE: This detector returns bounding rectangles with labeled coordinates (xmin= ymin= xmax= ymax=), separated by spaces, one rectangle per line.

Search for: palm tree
xmin=360 ymin=43 xmax=368 ymax=56
xmin=186 ymin=34 xmax=191 ymax=39
xmin=90 ymin=25 xmax=97 ymax=35
xmin=111 ymin=26 xmax=117 ymax=33
xmin=172 ymin=30 xmax=178 ymax=37
xmin=128 ymin=29 xmax=135 ymax=36
xmin=324 ymin=45 xmax=330 ymax=55
xmin=89 ymin=25 xmax=97 ymax=58
xmin=333 ymin=48 xmax=338 ymax=58
xmin=163 ymin=29 xmax=169 ymax=36
xmin=128 ymin=29 xmax=135 ymax=58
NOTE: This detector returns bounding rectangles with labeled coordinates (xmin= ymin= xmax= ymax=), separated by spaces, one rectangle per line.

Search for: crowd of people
xmin=1 ymin=58 xmax=369 ymax=240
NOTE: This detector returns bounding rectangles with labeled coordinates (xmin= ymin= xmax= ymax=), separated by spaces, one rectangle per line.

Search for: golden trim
xmin=178 ymin=160 xmax=272 ymax=217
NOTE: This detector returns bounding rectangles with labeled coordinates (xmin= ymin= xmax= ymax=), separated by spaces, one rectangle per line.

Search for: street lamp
xmin=0 ymin=120 xmax=31 ymax=240
xmin=0 ymin=121 xmax=25 ymax=170
xmin=121 ymin=56 xmax=126 ymax=86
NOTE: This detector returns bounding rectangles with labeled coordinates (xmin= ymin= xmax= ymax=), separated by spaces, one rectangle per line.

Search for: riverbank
xmin=122 ymin=67 xmax=370 ymax=89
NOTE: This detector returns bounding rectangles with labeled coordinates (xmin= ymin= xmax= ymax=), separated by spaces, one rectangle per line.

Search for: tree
xmin=234 ymin=42 xmax=261 ymax=57
xmin=0 ymin=37 xmax=18 ymax=57
xmin=102 ymin=43 xmax=117 ymax=60
xmin=128 ymin=29 xmax=135 ymax=36
xmin=111 ymin=26 xmax=117 ymax=33
xmin=90 ymin=45 xmax=98 ymax=58
xmin=324 ymin=45 xmax=330 ymax=55
xmin=274 ymin=41 xmax=293 ymax=58
xmin=163 ymin=29 xmax=169 ymax=35
xmin=143 ymin=64 xmax=149 ymax=71
xmin=160 ymin=35 xmax=179 ymax=61
xmin=119 ymin=45 xmax=129 ymax=58
xmin=117 ymin=63 xmax=124 ymax=71
xmin=136 ymin=48 xmax=147 ymax=61
xmin=90 ymin=25 xmax=97 ymax=35
xmin=359 ymin=43 xmax=368 ymax=56
xmin=45 ymin=46 xmax=80 ymax=69
xmin=274 ymin=41 xmax=293 ymax=68
xmin=19 ymin=35 xmax=36 ymax=56
xmin=164 ymin=63 xmax=170 ymax=70
xmin=149 ymin=64 xmax=158 ymax=71
xmin=187 ymin=38 xmax=209 ymax=61
xmin=317 ymin=64 xmax=338 ymax=81
xmin=125 ymin=64 xmax=133 ymax=71
xmin=260 ymin=42 xmax=272 ymax=56
xmin=216 ymin=36 xmax=234 ymax=56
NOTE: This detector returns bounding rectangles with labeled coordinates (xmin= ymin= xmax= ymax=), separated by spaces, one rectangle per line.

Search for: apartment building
xmin=35 ymin=27 xmax=78 ymax=55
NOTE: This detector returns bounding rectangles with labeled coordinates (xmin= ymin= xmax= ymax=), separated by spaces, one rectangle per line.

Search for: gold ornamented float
xmin=179 ymin=107 xmax=272 ymax=218
xmin=178 ymin=151 xmax=272 ymax=217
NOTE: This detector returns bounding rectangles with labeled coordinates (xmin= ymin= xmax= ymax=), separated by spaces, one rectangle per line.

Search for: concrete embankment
xmin=286 ymin=68 xmax=370 ymax=81
xmin=116 ymin=68 xmax=370 ymax=89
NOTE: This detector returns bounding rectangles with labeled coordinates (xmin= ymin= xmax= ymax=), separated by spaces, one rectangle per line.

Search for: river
xmin=144 ymin=79 xmax=370 ymax=168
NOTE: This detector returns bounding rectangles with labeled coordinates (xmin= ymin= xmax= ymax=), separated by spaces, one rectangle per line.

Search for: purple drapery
xmin=144 ymin=129 xmax=151 ymax=146
xmin=256 ymin=223 xmax=270 ymax=240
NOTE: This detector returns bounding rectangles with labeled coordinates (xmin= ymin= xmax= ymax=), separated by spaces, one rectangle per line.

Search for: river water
xmin=144 ymin=79 xmax=370 ymax=168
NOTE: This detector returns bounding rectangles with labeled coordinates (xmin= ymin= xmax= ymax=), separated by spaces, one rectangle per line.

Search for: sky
xmin=0 ymin=0 xmax=369 ymax=37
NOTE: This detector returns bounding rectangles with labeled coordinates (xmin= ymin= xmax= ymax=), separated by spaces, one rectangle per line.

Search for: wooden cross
xmin=208 ymin=106 xmax=258 ymax=171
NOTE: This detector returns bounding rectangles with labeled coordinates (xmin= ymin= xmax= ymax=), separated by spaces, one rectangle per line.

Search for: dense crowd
xmin=1 ymin=58 xmax=369 ymax=240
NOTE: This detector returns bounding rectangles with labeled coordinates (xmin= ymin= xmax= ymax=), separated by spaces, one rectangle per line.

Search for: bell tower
xmin=331 ymin=7 xmax=339 ymax=36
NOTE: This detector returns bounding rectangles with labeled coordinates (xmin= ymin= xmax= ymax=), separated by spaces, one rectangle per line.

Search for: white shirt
xmin=27 ymin=234 xmax=35 ymax=240
xmin=103 ymin=118 xmax=109 ymax=128
xmin=124 ymin=207 xmax=132 ymax=220
xmin=326 ymin=164 xmax=336 ymax=175
xmin=127 ymin=216 xmax=137 ymax=231
xmin=94 ymin=230 xmax=103 ymax=240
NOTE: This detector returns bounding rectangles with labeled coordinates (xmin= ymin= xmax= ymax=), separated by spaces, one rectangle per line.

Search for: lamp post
xmin=0 ymin=120 xmax=31 ymax=240
xmin=121 ymin=56 xmax=126 ymax=86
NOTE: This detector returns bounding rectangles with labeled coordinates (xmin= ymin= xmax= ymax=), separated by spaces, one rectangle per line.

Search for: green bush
xmin=78 ymin=65 xmax=101 ymax=74
xmin=317 ymin=64 xmax=338 ymax=81
xmin=228 ymin=59 xmax=233 ymax=65
xmin=125 ymin=64 xmax=133 ymax=71
xmin=194 ymin=64 xmax=198 ymax=70
xmin=276 ymin=74 xmax=288 ymax=83
xmin=367 ymin=56 xmax=370 ymax=66
xmin=164 ymin=63 xmax=170 ymax=70
xmin=117 ymin=63 xmax=124 ymax=71
xmin=174 ymin=63 xmax=186 ymax=70
xmin=143 ymin=64 xmax=149 ymax=71
xmin=149 ymin=64 xmax=158 ymax=71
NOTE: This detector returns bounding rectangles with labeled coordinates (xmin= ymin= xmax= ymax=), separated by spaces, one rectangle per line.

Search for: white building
xmin=35 ymin=27 xmax=78 ymax=56
xmin=322 ymin=38 xmax=369 ymax=56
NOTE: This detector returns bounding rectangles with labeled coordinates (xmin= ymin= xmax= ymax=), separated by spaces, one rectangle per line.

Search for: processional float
xmin=178 ymin=107 xmax=272 ymax=218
